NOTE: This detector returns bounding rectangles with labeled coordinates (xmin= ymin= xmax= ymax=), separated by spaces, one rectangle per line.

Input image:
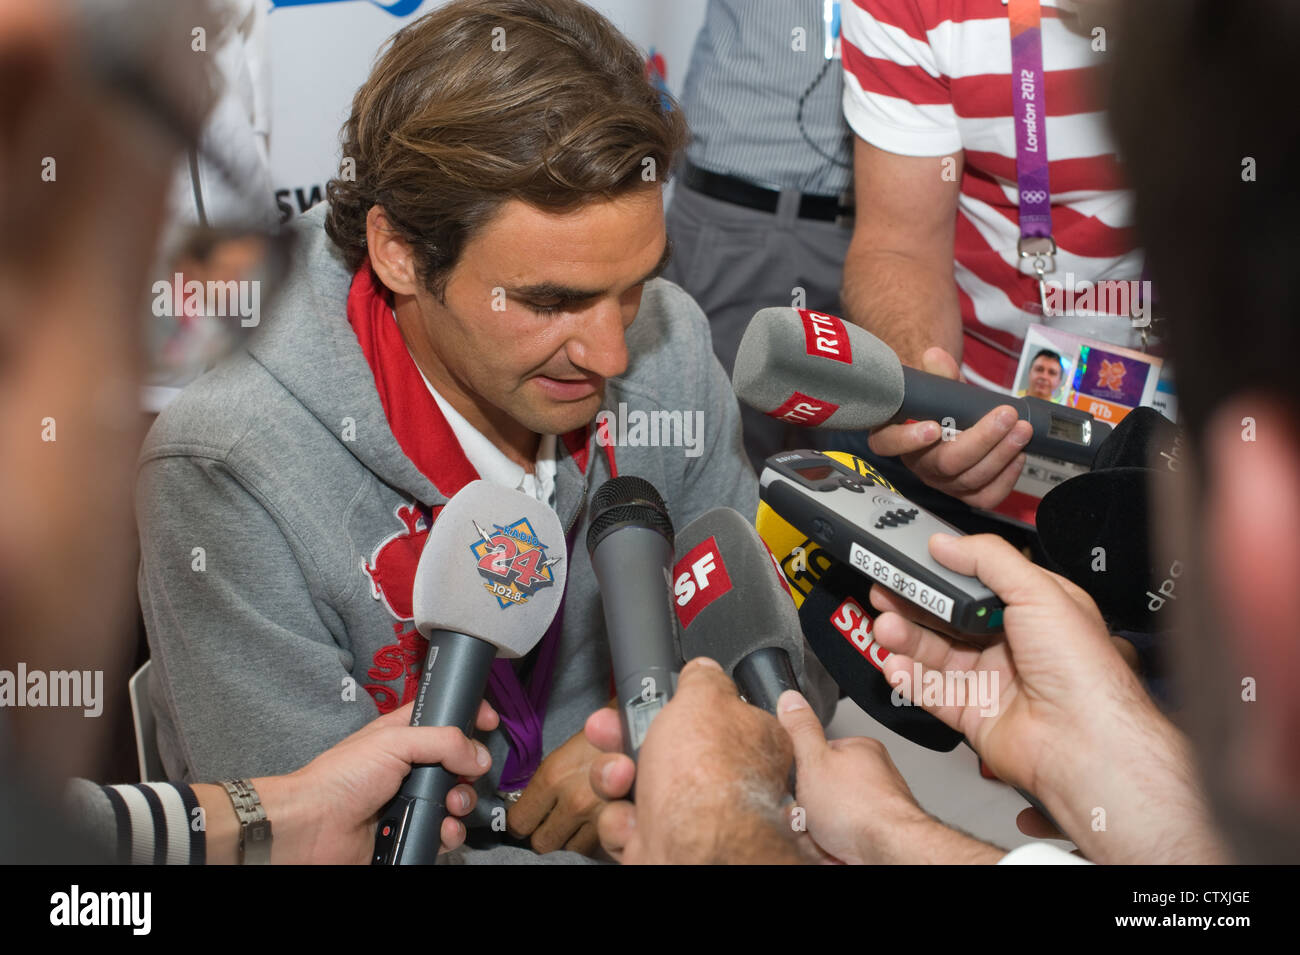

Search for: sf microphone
xmin=1036 ymin=407 xmax=1184 ymax=632
xmin=586 ymin=476 xmax=679 ymax=760
xmin=372 ymin=481 xmax=567 ymax=866
xmin=673 ymin=507 xmax=807 ymax=714
xmin=733 ymin=306 xmax=1112 ymax=467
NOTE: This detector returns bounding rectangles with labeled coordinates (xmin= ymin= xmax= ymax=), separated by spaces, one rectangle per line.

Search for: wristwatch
xmin=221 ymin=779 xmax=272 ymax=864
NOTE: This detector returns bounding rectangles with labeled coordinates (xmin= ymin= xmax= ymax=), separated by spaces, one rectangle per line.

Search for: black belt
xmin=681 ymin=161 xmax=854 ymax=225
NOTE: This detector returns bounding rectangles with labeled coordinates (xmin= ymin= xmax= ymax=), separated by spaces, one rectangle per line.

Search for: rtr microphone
xmin=733 ymin=307 xmax=1112 ymax=467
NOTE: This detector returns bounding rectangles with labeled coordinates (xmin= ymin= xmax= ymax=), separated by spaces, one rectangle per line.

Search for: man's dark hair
xmin=1110 ymin=0 xmax=1300 ymax=460
xmin=325 ymin=0 xmax=688 ymax=298
xmin=1032 ymin=348 xmax=1063 ymax=369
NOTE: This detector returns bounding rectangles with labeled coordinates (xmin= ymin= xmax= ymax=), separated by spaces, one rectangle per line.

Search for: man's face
xmin=1028 ymin=356 xmax=1062 ymax=399
xmin=406 ymin=187 xmax=669 ymax=438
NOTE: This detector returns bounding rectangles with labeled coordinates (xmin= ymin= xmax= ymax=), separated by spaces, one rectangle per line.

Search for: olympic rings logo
xmin=1020 ymin=190 xmax=1048 ymax=204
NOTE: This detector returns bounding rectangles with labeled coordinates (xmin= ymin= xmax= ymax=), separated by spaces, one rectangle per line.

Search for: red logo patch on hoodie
xmin=361 ymin=501 xmax=441 ymax=712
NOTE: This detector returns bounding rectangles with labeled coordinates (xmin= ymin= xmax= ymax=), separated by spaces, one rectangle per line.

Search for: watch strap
xmin=221 ymin=779 xmax=272 ymax=865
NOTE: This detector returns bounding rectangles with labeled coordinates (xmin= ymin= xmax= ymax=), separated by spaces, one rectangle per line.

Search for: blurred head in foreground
xmin=0 ymin=0 xmax=216 ymax=784
xmin=1112 ymin=0 xmax=1300 ymax=862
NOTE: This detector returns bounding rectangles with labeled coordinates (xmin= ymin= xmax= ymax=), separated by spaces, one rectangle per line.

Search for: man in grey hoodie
xmin=136 ymin=0 xmax=836 ymax=864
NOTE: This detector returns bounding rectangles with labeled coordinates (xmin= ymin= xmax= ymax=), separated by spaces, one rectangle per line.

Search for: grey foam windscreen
xmin=412 ymin=480 xmax=567 ymax=659
xmin=732 ymin=307 xmax=906 ymax=430
xmin=673 ymin=507 xmax=805 ymax=678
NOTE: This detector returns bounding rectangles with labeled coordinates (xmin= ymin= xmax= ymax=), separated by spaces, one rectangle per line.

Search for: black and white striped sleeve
xmin=64 ymin=779 xmax=206 ymax=865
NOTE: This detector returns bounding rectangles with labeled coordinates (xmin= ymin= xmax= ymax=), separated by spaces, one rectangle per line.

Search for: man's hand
xmin=584 ymin=659 xmax=803 ymax=864
xmin=507 ymin=727 xmax=607 ymax=856
xmin=777 ymin=690 xmax=1005 ymax=864
xmin=248 ymin=699 xmax=498 ymax=865
xmin=867 ymin=348 xmax=1033 ymax=510
xmin=868 ymin=532 xmax=1229 ymax=864
xmin=583 ymin=706 xmax=636 ymax=862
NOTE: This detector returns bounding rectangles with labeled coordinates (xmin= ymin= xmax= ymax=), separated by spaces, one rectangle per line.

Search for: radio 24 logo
xmin=470 ymin=517 xmax=560 ymax=609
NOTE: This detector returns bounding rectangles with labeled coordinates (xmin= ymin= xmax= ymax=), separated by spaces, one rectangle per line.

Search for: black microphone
xmin=586 ymin=476 xmax=679 ymax=760
xmin=373 ymin=481 xmax=567 ymax=866
xmin=1089 ymin=404 xmax=1183 ymax=471
xmin=733 ymin=306 xmax=1112 ymax=467
xmin=798 ymin=563 xmax=964 ymax=751
xmin=1036 ymin=407 xmax=1184 ymax=632
xmin=673 ymin=507 xmax=807 ymax=714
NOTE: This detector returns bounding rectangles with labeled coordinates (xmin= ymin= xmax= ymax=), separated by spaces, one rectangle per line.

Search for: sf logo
xmin=470 ymin=517 xmax=559 ymax=608
xmin=671 ymin=537 xmax=733 ymax=628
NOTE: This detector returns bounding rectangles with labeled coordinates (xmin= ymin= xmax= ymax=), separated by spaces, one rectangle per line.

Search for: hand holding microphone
xmin=773 ymin=691 xmax=1000 ymax=865
xmin=584 ymin=659 xmax=800 ymax=864
xmin=585 ymin=505 xmax=829 ymax=863
xmin=869 ymin=346 xmax=1034 ymax=510
xmin=372 ymin=481 xmax=566 ymax=865
xmin=733 ymin=308 xmax=1115 ymax=508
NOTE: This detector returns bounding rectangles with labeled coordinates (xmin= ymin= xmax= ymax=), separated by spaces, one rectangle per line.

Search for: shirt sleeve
xmin=840 ymin=0 xmax=963 ymax=156
xmin=999 ymin=841 xmax=1094 ymax=865
xmin=64 ymin=779 xmax=206 ymax=865
xmin=137 ymin=453 xmax=377 ymax=782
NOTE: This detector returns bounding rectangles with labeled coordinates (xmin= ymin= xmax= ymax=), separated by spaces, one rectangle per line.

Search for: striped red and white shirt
xmin=841 ymin=0 xmax=1145 ymax=390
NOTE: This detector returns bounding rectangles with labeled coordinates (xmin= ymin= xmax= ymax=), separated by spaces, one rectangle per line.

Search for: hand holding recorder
xmin=868 ymin=531 xmax=1225 ymax=864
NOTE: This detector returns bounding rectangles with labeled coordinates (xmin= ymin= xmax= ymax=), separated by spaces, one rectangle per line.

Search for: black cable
xmin=189 ymin=145 xmax=208 ymax=229
xmin=796 ymin=55 xmax=853 ymax=171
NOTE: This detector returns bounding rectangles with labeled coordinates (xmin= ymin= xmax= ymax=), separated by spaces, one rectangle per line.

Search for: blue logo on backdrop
xmin=269 ymin=0 xmax=425 ymax=17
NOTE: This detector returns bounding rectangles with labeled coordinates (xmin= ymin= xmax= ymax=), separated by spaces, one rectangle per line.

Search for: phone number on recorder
xmin=849 ymin=543 xmax=953 ymax=623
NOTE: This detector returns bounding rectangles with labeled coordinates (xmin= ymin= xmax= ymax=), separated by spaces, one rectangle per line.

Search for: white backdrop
xmin=265 ymin=0 xmax=706 ymax=223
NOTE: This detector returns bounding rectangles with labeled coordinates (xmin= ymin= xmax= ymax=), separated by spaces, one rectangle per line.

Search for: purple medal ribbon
xmin=485 ymin=525 xmax=575 ymax=791
xmin=1009 ymin=0 xmax=1056 ymax=311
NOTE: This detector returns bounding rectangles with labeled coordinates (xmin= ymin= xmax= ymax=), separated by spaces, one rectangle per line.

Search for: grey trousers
xmin=664 ymin=182 xmax=854 ymax=472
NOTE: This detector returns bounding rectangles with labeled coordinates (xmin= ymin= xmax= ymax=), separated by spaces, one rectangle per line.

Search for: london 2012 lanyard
xmin=1008 ymin=0 xmax=1055 ymax=316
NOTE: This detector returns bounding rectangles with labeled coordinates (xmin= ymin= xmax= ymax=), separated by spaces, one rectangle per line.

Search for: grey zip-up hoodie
xmin=136 ymin=202 xmax=836 ymax=864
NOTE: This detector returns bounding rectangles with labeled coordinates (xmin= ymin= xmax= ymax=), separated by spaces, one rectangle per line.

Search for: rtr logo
xmin=770 ymin=390 xmax=839 ymax=427
xmin=798 ymin=310 xmax=853 ymax=363
xmin=672 ymin=537 xmax=733 ymax=628
xmin=470 ymin=517 xmax=560 ymax=609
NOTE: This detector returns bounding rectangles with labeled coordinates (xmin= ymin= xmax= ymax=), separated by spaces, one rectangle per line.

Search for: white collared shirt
xmin=415 ymin=365 xmax=558 ymax=510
